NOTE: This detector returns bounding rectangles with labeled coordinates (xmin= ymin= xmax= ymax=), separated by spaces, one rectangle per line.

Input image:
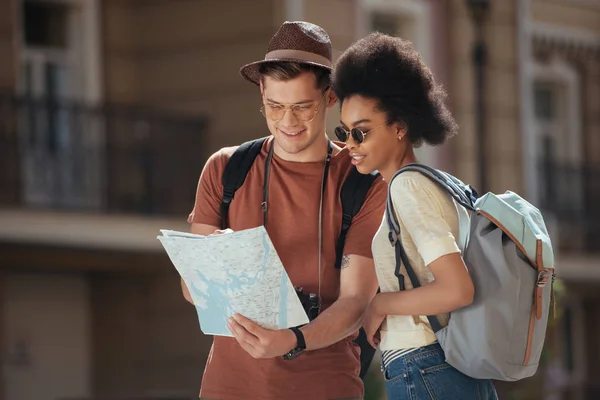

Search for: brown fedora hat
xmin=240 ymin=21 xmax=332 ymax=86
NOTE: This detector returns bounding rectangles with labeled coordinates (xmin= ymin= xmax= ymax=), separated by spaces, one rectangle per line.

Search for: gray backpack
xmin=386 ymin=164 xmax=555 ymax=381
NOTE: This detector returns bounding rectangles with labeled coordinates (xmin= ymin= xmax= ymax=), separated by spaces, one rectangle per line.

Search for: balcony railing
xmin=0 ymin=91 xmax=208 ymax=216
xmin=538 ymin=159 xmax=600 ymax=253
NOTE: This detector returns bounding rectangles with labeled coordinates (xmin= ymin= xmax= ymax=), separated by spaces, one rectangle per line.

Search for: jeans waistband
xmin=381 ymin=342 xmax=442 ymax=370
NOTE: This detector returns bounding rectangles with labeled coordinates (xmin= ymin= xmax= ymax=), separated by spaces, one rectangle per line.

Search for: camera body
xmin=295 ymin=286 xmax=321 ymax=321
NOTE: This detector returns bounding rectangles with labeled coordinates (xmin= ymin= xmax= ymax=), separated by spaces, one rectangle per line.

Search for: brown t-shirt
xmin=188 ymin=137 xmax=387 ymax=400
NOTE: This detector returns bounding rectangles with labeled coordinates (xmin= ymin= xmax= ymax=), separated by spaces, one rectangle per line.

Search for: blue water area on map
xmin=189 ymin=230 xmax=289 ymax=334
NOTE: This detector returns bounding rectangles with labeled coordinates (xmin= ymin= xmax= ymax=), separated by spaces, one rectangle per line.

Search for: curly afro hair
xmin=333 ymin=33 xmax=458 ymax=147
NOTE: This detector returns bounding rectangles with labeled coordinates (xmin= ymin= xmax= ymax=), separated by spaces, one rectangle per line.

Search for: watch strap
xmin=290 ymin=326 xmax=306 ymax=350
xmin=283 ymin=327 xmax=306 ymax=361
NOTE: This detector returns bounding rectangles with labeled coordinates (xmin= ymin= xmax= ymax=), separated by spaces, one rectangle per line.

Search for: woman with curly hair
xmin=332 ymin=33 xmax=498 ymax=400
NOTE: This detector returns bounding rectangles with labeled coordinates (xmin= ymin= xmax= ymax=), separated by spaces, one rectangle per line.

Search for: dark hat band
xmin=264 ymin=49 xmax=332 ymax=68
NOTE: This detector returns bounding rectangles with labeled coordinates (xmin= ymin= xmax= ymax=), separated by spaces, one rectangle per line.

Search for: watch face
xmin=283 ymin=348 xmax=305 ymax=361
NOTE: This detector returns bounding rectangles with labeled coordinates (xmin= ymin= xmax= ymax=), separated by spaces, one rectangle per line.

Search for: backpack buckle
xmin=537 ymin=270 xmax=551 ymax=287
xmin=388 ymin=230 xmax=398 ymax=246
xmin=223 ymin=187 xmax=235 ymax=203
xmin=341 ymin=213 xmax=353 ymax=230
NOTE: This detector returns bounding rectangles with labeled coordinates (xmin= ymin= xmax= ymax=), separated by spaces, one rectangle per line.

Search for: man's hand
xmin=362 ymin=294 xmax=385 ymax=349
xmin=227 ymin=314 xmax=297 ymax=359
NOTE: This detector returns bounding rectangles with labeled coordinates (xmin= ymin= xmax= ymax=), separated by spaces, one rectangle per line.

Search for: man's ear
xmin=259 ymin=80 xmax=264 ymax=97
xmin=326 ymin=89 xmax=338 ymax=109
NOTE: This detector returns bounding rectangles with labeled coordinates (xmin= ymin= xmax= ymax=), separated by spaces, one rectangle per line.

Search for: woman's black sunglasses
xmin=334 ymin=121 xmax=391 ymax=144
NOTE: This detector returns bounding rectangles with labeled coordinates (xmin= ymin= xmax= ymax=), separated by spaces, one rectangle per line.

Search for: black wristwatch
xmin=283 ymin=327 xmax=306 ymax=361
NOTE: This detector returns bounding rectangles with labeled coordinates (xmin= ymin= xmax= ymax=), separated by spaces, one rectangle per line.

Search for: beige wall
xmin=3 ymin=272 xmax=92 ymax=400
xmin=102 ymin=0 xmax=139 ymax=105
xmin=102 ymin=0 xmax=282 ymax=159
xmin=531 ymin=0 xmax=600 ymax=35
xmin=447 ymin=0 xmax=522 ymax=194
xmin=303 ymin=0 xmax=359 ymax=137
xmin=92 ymin=269 xmax=210 ymax=398
xmin=304 ymin=0 xmax=358 ymax=53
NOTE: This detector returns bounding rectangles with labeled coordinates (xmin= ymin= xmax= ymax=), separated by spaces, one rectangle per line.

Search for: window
xmin=22 ymin=0 xmax=69 ymax=48
xmin=533 ymin=82 xmax=560 ymax=163
xmin=530 ymin=60 xmax=585 ymax=252
xmin=18 ymin=0 xmax=103 ymax=210
xmin=533 ymin=82 xmax=565 ymax=212
xmin=534 ymin=85 xmax=556 ymax=121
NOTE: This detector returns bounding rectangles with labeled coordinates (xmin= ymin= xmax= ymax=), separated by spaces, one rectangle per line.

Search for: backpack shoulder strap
xmin=220 ymin=137 xmax=268 ymax=229
xmin=392 ymin=163 xmax=478 ymax=211
xmin=335 ymin=168 xmax=379 ymax=269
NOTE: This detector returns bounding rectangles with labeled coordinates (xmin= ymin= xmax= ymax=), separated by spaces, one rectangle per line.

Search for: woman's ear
xmin=395 ymin=121 xmax=407 ymax=139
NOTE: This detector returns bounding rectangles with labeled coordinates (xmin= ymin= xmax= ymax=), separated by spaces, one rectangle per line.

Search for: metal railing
xmin=0 ymin=91 xmax=208 ymax=216
xmin=537 ymin=159 xmax=600 ymax=253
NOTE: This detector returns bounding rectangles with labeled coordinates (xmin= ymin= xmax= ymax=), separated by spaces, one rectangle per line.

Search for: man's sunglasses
xmin=334 ymin=121 xmax=391 ymax=144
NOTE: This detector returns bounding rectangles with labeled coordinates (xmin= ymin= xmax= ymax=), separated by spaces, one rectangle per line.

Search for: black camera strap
xmin=263 ymin=138 xmax=333 ymax=303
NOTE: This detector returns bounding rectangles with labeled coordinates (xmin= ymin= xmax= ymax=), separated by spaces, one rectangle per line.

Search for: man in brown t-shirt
xmin=183 ymin=21 xmax=386 ymax=400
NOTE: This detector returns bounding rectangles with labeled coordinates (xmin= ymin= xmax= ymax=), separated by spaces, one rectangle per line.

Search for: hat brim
xmin=239 ymin=59 xmax=332 ymax=86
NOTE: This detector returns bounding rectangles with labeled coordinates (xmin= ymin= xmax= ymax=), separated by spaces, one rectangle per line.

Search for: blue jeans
xmin=382 ymin=343 xmax=498 ymax=400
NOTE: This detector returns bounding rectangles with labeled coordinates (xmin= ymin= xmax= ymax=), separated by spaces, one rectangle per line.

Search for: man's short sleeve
xmin=187 ymin=148 xmax=232 ymax=227
xmin=342 ymin=175 xmax=387 ymax=258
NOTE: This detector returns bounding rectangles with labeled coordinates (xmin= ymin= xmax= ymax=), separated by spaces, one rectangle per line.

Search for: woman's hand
xmin=362 ymin=294 xmax=385 ymax=348
xmin=209 ymin=228 xmax=234 ymax=236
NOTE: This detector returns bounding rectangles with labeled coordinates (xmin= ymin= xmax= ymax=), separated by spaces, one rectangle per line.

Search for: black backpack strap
xmin=335 ymin=167 xmax=380 ymax=380
xmin=336 ymin=168 xmax=379 ymax=269
xmin=356 ymin=324 xmax=375 ymax=379
xmin=220 ymin=137 xmax=268 ymax=229
xmin=386 ymin=169 xmax=445 ymax=333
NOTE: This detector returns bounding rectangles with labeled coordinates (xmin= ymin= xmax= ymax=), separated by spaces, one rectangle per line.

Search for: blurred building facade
xmin=0 ymin=1 xmax=598 ymax=400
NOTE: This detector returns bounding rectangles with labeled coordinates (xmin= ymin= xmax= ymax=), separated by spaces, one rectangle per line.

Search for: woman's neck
xmin=380 ymin=147 xmax=417 ymax=182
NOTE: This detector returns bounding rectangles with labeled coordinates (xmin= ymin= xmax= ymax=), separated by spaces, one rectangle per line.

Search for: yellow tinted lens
xmin=266 ymin=105 xmax=284 ymax=121
xmin=293 ymin=106 xmax=315 ymax=121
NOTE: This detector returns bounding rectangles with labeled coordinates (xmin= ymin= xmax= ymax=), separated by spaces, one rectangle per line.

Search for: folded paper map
xmin=158 ymin=226 xmax=309 ymax=336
